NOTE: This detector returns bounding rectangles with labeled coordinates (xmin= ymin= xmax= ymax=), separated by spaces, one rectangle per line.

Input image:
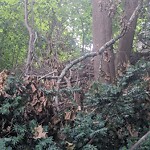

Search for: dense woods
xmin=0 ymin=0 xmax=150 ymax=149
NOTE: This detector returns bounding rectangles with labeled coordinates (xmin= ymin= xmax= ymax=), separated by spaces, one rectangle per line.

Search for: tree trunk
xmin=92 ymin=0 xmax=115 ymax=83
xmin=24 ymin=0 xmax=36 ymax=75
xmin=116 ymin=0 xmax=138 ymax=75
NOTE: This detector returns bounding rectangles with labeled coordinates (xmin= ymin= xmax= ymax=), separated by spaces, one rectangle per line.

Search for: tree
xmin=92 ymin=0 xmax=145 ymax=83
xmin=116 ymin=0 xmax=139 ymax=74
xmin=24 ymin=0 xmax=36 ymax=75
xmin=0 ymin=0 xmax=27 ymax=70
xmin=92 ymin=0 xmax=115 ymax=83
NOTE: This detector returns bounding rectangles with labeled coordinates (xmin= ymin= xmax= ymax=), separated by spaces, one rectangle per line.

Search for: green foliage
xmin=136 ymin=1 xmax=150 ymax=47
xmin=0 ymin=1 xmax=28 ymax=69
xmin=0 ymin=60 xmax=149 ymax=149
xmin=0 ymin=0 xmax=92 ymax=71
xmin=82 ymin=144 xmax=98 ymax=150
xmin=139 ymin=136 xmax=150 ymax=150
xmin=0 ymin=76 xmax=59 ymax=150
xmin=84 ymin=60 xmax=150 ymax=149
xmin=62 ymin=112 xmax=107 ymax=149
xmin=60 ymin=60 xmax=150 ymax=150
xmin=35 ymin=137 xmax=61 ymax=150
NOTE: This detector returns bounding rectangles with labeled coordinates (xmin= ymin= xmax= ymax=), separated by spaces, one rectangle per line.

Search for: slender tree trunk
xmin=92 ymin=0 xmax=115 ymax=83
xmin=147 ymin=0 xmax=150 ymax=46
xmin=116 ymin=0 xmax=138 ymax=75
xmin=24 ymin=0 xmax=36 ymax=75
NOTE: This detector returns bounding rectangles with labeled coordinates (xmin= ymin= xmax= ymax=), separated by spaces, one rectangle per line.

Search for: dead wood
xmin=54 ymin=0 xmax=143 ymax=110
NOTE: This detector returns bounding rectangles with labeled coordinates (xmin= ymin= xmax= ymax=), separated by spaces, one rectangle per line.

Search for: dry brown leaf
xmin=122 ymin=61 xmax=130 ymax=69
xmin=105 ymin=75 xmax=111 ymax=81
xmin=0 ymin=70 xmax=8 ymax=91
xmin=30 ymin=83 xmax=37 ymax=93
xmin=35 ymin=103 xmax=43 ymax=113
xmin=40 ymin=96 xmax=47 ymax=107
xmin=143 ymin=77 xmax=150 ymax=81
xmin=118 ymin=69 xmax=123 ymax=76
xmin=66 ymin=141 xmax=75 ymax=150
xmin=65 ymin=111 xmax=72 ymax=120
xmin=33 ymin=125 xmax=47 ymax=139
xmin=31 ymin=94 xmax=38 ymax=106
xmin=77 ymin=106 xmax=81 ymax=111
xmin=44 ymin=79 xmax=53 ymax=90
xmin=51 ymin=115 xmax=61 ymax=125
xmin=127 ymin=124 xmax=138 ymax=137
xmin=70 ymin=112 xmax=76 ymax=121
xmin=23 ymin=76 xmax=30 ymax=85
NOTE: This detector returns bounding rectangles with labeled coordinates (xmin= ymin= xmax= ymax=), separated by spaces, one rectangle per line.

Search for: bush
xmin=0 ymin=60 xmax=149 ymax=149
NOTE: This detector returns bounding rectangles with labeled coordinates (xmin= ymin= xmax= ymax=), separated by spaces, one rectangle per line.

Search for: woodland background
xmin=0 ymin=0 xmax=150 ymax=150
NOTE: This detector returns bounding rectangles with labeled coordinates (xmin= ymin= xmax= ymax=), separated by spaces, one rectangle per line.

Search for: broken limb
xmin=54 ymin=0 xmax=143 ymax=110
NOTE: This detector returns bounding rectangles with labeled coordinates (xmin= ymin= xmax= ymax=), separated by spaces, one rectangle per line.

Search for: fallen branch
xmin=57 ymin=0 xmax=142 ymax=85
xmin=54 ymin=0 xmax=143 ymax=110
xmin=129 ymin=130 xmax=150 ymax=150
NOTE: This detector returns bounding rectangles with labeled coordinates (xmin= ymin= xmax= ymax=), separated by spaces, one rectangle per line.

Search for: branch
xmin=127 ymin=0 xmax=143 ymax=26
xmin=129 ymin=131 xmax=150 ymax=150
xmin=57 ymin=1 xmax=142 ymax=85
xmin=54 ymin=0 xmax=143 ymax=110
xmin=24 ymin=0 xmax=31 ymax=34
xmin=38 ymin=70 xmax=58 ymax=81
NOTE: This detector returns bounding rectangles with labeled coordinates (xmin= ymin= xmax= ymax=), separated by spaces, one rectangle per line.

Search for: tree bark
xmin=92 ymin=0 xmax=115 ymax=83
xmin=54 ymin=2 xmax=142 ymax=110
xmin=24 ymin=0 xmax=36 ymax=75
xmin=116 ymin=0 xmax=139 ymax=75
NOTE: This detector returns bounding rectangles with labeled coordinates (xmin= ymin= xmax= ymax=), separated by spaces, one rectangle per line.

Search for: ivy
xmin=0 ymin=60 xmax=149 ymax=149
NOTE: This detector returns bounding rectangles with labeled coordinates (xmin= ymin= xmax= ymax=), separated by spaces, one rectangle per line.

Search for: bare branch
xmin=38 ymin=70 xmax=58 ymax=81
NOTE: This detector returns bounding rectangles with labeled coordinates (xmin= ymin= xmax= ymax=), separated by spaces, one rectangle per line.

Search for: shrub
xmin=0 ymin=60 xmax=149 ymax=149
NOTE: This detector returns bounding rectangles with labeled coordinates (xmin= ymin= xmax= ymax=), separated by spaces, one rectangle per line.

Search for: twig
xmin=38 ymin=70 xmax=57 ymax=81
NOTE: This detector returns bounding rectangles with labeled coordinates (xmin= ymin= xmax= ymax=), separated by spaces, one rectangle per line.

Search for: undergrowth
xmin=0 ymin=60 xmax=149 ymax=150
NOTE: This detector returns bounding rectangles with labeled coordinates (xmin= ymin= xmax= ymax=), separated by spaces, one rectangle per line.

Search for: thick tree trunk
xmin=92 ymin=0 xmax=115 ymax=83
xmin=116 ymin=0 xmax=138 ymax=75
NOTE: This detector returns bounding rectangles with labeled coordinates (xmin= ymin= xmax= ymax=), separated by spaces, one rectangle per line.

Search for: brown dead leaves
xmin=24 ymin=77 xmax=50 ymax=115
xmin=33 ymin=125 xmax=47 ymax=139
xmin=65 ymin=110 xmax=76 ymax=121
xmin=0 ymin=70 xmax=9 ymax=95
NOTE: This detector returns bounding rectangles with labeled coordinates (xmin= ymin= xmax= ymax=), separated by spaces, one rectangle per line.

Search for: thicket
xmin=0 ymin=60 xmax=150 ymax=150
